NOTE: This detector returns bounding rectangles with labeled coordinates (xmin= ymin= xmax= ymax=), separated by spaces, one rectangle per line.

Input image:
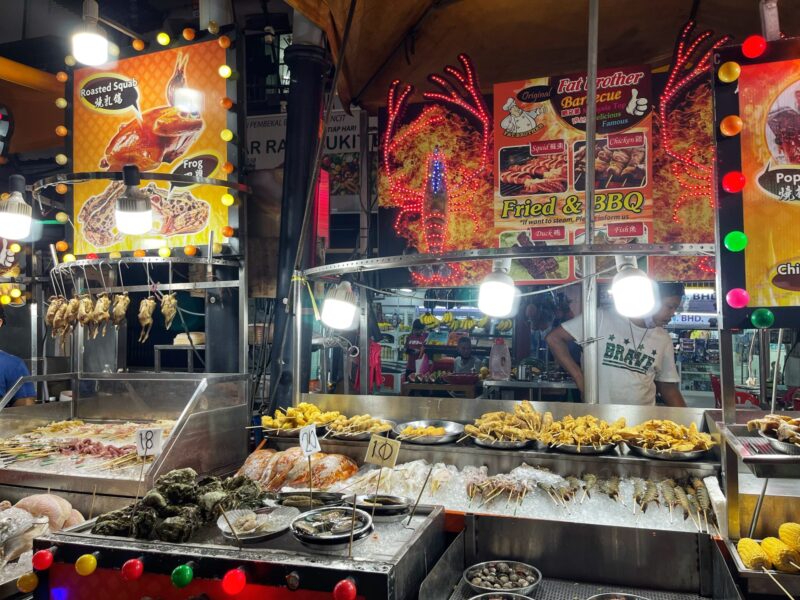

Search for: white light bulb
xmin=478 ymin=271 xmax=517 ymax=318
xmin=0 ymin=187 xmax=32 ymax=240
xmin=174 ymin=88 xmax=203 ymax=114
xmin=115 ymin=207 xmax=152 ymax=235
xmin=321 ymin=298 xmax=357 ymax=330
xmin=610 ymin=268 xmax=655 ymax=318
xmin=72 ymin=30 xmax=109 ymax=66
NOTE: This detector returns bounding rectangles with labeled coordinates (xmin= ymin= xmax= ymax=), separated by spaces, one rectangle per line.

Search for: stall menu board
xmin=716 ymin=39 xmax=800 ymax=328
xmin=71 ymin=40 xmax=232 ymax=255
xmin=493 ymin=66 xmax=654 ymax=284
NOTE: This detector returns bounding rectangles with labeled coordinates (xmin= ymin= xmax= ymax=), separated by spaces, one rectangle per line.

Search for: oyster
xmin=141 ymin=490 xmax=168 ymax=515
xmin=156 ymin=468 xmax=198 ymax=504
xmin=131 ymin=505 xmax=158 ymax=539
xmin=155 ymin=515 xmax=196 ymax=543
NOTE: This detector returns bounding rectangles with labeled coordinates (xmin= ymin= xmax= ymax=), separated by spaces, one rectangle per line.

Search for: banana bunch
xmin=476 ymin=316 xmax=489 ymax=329
xmin=420 ymin=312 xmax=440 ymax=327
xmin=441 ymin=312 xmax=454 ymax=326
xmin=449 ymin=317 xmax=477 ymax=331
xmin=496 ymin=319 xmax=514 ymax=332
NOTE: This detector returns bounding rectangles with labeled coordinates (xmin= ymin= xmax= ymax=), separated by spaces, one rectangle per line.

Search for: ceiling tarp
xmin=286 ymin=0 xmax=800 ymax=111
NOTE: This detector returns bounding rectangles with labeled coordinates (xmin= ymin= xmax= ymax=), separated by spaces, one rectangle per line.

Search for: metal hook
xmin=80 ymin=265 xmax=93 ymax=298
xmin=98 ymin=261 xmax=108 ymax=294
xmin=117 ymin=261 xmax=128 ymax=292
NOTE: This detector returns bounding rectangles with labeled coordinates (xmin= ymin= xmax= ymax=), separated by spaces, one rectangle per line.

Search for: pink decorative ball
xmin=726 ymin=288 xmax=750 ymax=309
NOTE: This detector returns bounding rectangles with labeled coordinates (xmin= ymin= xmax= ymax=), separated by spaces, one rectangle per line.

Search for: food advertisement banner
xmin=71 ymin=40 xmax=230 ymax=254
xmin=716 ymin=39 xmax=800 ymax=328
xmin=493 ymin=66 xmax=654 ymax=284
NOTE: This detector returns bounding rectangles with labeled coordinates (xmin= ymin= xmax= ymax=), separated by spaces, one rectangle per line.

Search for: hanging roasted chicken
xmin=91 ymin=294 xmax=112 ymax=339
xmin=160 ymin=293 xmax=178 ymax=330
xmin=77 ymin=295 xmax=95 ymax=337
xmin=111 ymin=294 xmax=130 ymax=329
xmin=138 ymin=296 xmax=157 ymax=343
xmin=46 ymin=297 xmax=65 ymax=332
xmin=99 ymin=53 xmax=204 ymax=172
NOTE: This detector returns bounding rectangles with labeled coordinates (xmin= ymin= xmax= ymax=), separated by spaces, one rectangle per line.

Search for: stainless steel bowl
xmin=274 ymin=491 xmax=345 ymax=509
xmin=473 ymin=437 xmax=534 ymax=450
xmin=463 ymin=561 xmax=542 ymax=597
xmin=625 ymin=442 xmax=709 ymax=461
xmin=348 ymin=494 xmax=411 ymax=522
xmin=586 ymin=594 xmax=652 ymax=600
xmin=290 ymin=506 xmax=373 ymax=546
xmin=326 ymin=420 xmax=395 ymax=441
xmin=469 ymin=594 xmax=535 ymax=600
xmin=758 ymin=429 xmax=800 ymax=455
xmin=548 ymin=442 xmax=616 ymax=455
xmin=394 ymin=419 xmax=464 ymax=445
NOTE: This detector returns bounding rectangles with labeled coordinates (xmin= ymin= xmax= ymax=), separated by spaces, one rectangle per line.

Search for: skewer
xmin=762 ymin=568 xmax=796 ymax=600
xmin=790 ymin=562 xmax=800 ymax=571
xmin=218 ymin=506 xmax=243 ymax=547
xmin=89 ymin=485 xmax=97 ymax=520
xmin=404 ymin=466 xmax=433 ymax=528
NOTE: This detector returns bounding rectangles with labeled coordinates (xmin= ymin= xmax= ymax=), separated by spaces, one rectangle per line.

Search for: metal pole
xmin=358 ymin=109 xmax=370 ymax=395
xmin=758 ymin=328 xmax=770 ymax=407
xmin=581 ymin=0 xmax=600 ymax=404
xmin=719 ymin=329 xmax=737 ymax=539
xmin=291 ymin=271 xmax=304 ymax=407
xmin=760 ymin=0 xmax=781 ymax=41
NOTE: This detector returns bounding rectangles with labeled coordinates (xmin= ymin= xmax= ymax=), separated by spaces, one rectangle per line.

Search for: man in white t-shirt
xmin=546 ymin=282 xmax=686 ymax=406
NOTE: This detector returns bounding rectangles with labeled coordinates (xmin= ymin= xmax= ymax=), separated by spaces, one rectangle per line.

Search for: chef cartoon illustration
xmin=501 ymin=98 xmax=544 ymax=137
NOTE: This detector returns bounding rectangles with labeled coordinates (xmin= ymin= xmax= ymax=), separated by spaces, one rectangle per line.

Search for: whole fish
xmin=0 ymin=507 xmax=49 ymax=566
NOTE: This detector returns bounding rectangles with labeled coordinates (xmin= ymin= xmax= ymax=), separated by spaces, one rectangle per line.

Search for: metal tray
xmin=472 ymin=437 xmax=535 ymax=450
xmin=726 ymin=539 xmax=800 ymax=595
xmin=264 ymin=423 xmax=331 ymax=438
xmin=348 ymin=494 xmax=410 ymax=514
xmin=394 ymin=420 xmax=465 ymax=445
xmin=463 ymin=560 xmax=541 ymax=598
xmin=625 ymin=443 xmax=709 ymax=461
xmin=547 ymin=442 xmax=617 ymax=455
xmin=758 ymin=429 xmax=800 ymax=456
xmin=587 ymin=595 xmax=652 ymax=600
xmin=468 ymin=594 xmax=535 ymax=600
xmin=290 ymin=506 xmax=373 ymax=545
xmin=326 ymin=420 xmax=396 ymax=441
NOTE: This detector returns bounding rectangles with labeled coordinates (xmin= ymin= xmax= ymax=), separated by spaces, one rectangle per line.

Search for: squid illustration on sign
xmin=382 ymin=54 xmax=492 ymax=286
xmin=99 ymin=53 xmax=204 ymax=172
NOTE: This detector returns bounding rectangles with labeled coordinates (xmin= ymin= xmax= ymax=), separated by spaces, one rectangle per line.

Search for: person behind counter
xmin=0 ymin=306 xmax=36 ymax=406
xmin=454 ymin=336 xmax=485 ymax=373
xmin=546 ymin=282 xmax=686 ymax=407
xmin=405 ymin=319 xmax=428 ymax=376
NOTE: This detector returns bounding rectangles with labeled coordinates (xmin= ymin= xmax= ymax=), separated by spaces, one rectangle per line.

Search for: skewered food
xmin=463 ymin=402 xmax=544 ymax=443
xmin=779 ymin=522 xmax=800 ymax=552
xmin=137 ymin=296 xmax=157 ymax=342
xmin=91 ymin=293 xmax=111 ymax=338
xmin=111 ymin=293 xmax=130 ymax=328
xmin=261 ymin=402 xmax=340 ymax=430
xmin=161 ymin=293 xmax=178 ymax=330
xmin=738 ymin=538 xmax=773 ymax=570
xmin=747 ymin=414 xmax=800 ymax=446
xmin=399 ymin=425 xmax=446 ymax=438
xmin=327 ymin=414 xmax=392 ymax=436
xmin=615 ymin=419 xmax=715 ymax=452
xmin=761 ymin=537 xmax=800 ymax=573
xmin=539 ymin=414 xmax=625 ymax=449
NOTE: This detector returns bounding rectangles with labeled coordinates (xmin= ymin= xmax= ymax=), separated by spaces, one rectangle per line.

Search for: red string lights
xmin=658 ymin=21 xmax=731 ymax=226
xmin=382 ymin=54 xmax=492 ymax=286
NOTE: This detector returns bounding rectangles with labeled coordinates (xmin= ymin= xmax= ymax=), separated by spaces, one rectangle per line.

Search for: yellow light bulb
xmin=62 ymin=254 xmax=76 ymax=263
xmin=218 ymin=65 xmax=232 ymax=79
xmin=0 ymin=295 xmax=10 ymax=305
xmin=75 ymin=553 xmax=98 ymax=577
xmin=10 ymin=289 xmax=21 ymax=299
xmin=157 ymin=32 xmax=171 ymax=46
xmin=109 ymin=251 xmax=122 ymax=259
xmin=55 ymin=211 xmax=70 ymax=224
xmin=212 ymin=242 xmax=223 ymax=254
xmin=9 ymin=243 xmax=21 ymax=253
xmin=16 ymin=573 xmax=38 ymax=594
xmin=55 ymin=98 xmax=67 ymax=109
xmin=221 ymin=193 xmax=234 ymax=206
xmin=718 ymin=61 xmax=741 ymax=83
xmin=158 ymin=247 xmax=172 ymax=258
xmin=55 ymin=154 xmax=68 ymax=166
xmin=64 ymin=55 xmax=76 ymax=66
xmin=220 ymin=129 xmax=234 ymax=142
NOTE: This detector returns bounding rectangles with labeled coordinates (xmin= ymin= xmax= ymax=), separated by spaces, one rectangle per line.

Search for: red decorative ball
xmin=722 ymin=171 xmax=746 ymax=193
xmin=333 ymin=578 xmax=357 ymax=600
xmin=121 ymin=558 xmax=144 ymax=581
xmin=86 ymin=253 xmax=99 ymax=260
xmin=221 ymin=568 xmax=246 ymax=595
xmin=32 ymin=550 xmax=54 ymax=571
xmin=742 ymin=35 xmax=767 ymax=59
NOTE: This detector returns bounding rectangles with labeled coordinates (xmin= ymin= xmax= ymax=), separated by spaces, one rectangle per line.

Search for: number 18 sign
xmin=136 ymin=428 xmax=163 ymax=457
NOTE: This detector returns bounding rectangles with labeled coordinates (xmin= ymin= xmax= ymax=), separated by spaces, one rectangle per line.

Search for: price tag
xmin=136 ymin=428 xmax=163 ymax=457
xmin=299 ymin=424 xmax=321 ymax=456
xmin=365 ymin=434 xmax=401 ymax=468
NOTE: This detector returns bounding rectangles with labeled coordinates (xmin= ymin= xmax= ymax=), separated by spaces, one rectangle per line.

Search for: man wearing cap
xmin=500 ymin=98 xmax=544 ymax=137
xmin=546 ymin=282 xmax=686 ymax=406
xmin=0 ymin=306 xmax=36 ymax=406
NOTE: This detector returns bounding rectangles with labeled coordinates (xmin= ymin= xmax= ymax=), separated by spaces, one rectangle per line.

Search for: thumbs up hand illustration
xmin=626 ymin=89 xmax=648 ymax=116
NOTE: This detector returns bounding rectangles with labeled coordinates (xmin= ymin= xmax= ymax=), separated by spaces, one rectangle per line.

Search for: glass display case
xmin=0 ymin=372 xmax=249 ymax=515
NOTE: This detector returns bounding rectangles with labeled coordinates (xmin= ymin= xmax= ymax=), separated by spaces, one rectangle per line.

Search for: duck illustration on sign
xmin=500 ymin=97 xmax=544 ymax=137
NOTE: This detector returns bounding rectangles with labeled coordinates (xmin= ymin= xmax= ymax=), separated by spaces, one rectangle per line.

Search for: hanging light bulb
xmin=0 ymin=175 xmax=32 ymax=241
xmin=72 ymin=1 xmax=109 ymax=66
xmin=115 ymin=166 xmax=152 ymax=235
xmin=320 ymin=281 xmax=358 ymax=330
xmin=609 ymin=256 xmax=655 ymax=318
xmin=478 ymin=259 xmax=518 ymax=318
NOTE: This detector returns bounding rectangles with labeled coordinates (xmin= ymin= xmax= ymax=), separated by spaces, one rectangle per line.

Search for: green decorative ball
xmin=750 ymin=308 xmax=775 ymax=329
xmin=171 ymin=564 xmax=194 ymax=588
xmin=724 ymin=230 xmax=748 ymax=252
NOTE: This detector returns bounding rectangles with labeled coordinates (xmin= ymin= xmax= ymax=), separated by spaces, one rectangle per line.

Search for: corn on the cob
xmin=779 ymin=522 xmax=800 ymax=553
xmin=761 ymin=537 xmax=800 ymax=573
xmin=737 ymin=538 xmax=772 ymax=570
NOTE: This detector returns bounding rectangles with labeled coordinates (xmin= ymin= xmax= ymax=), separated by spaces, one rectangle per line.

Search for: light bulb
xmin=610 ymin=259 xmax=655 ymax=318
xmin=478 ymin=270 xmax=517 ymax=318
xmin=72 ymin=28 xmax=108 ymax=66
xmin=0 ymin=175 xmax=32 ymax=240
xmin=320 ymin=282 xmax=358 ymax=330
xmin=115 ymin=166 xmax=152 ymax=235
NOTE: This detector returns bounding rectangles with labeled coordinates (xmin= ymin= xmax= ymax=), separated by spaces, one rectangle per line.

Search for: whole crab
xmin=382 ymin=54 xmax=491 ymax=286
xmin=100 ymin=53 xmax=203 ymax=172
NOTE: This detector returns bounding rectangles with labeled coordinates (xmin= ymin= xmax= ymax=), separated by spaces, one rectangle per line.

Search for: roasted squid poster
xmin=493 ymin=66 xmax=654 ymax=284
xmin=71 ymin=40 xmax=230 ymax=254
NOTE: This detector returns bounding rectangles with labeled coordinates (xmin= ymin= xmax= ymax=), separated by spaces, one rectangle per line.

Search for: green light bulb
xmin=750 ymin=308 xmax=775 ymax=329
xmin=171 ymin=564 xmax=194 ymax=588
xmin=724 ymin=230 xmax=748 ymax=252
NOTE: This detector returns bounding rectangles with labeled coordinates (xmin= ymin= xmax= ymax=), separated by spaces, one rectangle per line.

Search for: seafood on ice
xmin=0 ymin=508 xmax=49 ymax=567
xmin=236 ymin=447 xmax=357 ymax=492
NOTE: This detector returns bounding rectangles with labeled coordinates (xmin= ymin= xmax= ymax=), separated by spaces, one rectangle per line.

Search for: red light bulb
xmin=222 ymin=567 xmax=247 ymax=595
xmin=32 ymin=549 xmax=55 ymax=571
xmin=86 ymin=253 xmax=99 ymax=260
xmin=722 ymin=171 xmax=746 ymax=193
xmin=742 ymin=35 xmax=767 ymax=59
xmin=121 ymin=558 xmax=144 ymax=581
xmin=333 ymin=577 xmax=357 ymax=600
